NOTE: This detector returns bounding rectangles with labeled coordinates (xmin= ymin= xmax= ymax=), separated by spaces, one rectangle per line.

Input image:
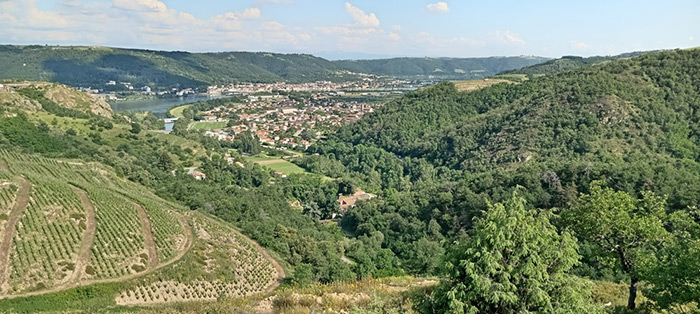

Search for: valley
xmin=0 ymin=42 xmax=699 ymax=314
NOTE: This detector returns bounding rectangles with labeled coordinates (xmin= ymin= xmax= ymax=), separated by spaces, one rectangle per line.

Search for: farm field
xmin=257 ymin=159 xmax=306 ymax=175
xmin=167 ymin=104 xmax=191 ymax=119
xmin=242 ymin=154 xmax=307 ymax=175
xmin=188 ymin=121 xmax=228 ymax=130
xmin=0 ymin=150 xmax=282 ymax=305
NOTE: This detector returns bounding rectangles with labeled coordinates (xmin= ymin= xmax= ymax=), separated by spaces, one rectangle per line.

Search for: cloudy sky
xmin=0 ymin=0 xmax=698 ymax=59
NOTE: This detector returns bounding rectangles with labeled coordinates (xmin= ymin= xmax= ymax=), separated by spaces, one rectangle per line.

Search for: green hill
xmin=0 ymin=149 xmax=281 ymax=302
xmin=0 ymin=45 xmax=352 ymax=88
xmin=497 ymin=51 xmax=649 ymax=76
xmin=0 ymin=45 xmax=548 ymax=89
xmin=333 ymin=56 xmax=549 ymax=79
xmin=306 ymin=49 xmax=700 ymax=277
xmin=0 ymin=80 xmax=406 ymax=312
xmin=0 ymin=82 xmax=113 ymax=118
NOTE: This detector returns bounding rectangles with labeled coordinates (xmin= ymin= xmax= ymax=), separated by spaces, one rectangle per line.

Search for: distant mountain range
xmin=0 ymin=45 xmax=548 ymax=89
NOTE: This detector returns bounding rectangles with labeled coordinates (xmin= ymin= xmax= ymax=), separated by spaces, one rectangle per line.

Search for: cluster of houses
xmin=205 ymin=78 xmax=395 ymax=95
xmin=199 ymin=95 xmax=381 ymax=150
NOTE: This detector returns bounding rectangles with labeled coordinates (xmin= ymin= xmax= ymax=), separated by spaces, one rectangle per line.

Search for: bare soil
xmin=131 ymin=201 xmax=158 ymax=267
xmin=68 ymin=186 xmax=96 ymax=283
xmin=0 ymin=176 xmax=30 ymax=293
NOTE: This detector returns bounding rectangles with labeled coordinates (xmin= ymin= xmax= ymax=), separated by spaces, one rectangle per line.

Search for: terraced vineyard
xmin=8 ymin=176 xmax=85 ymax=293
xmin=0 ymin=150 xmax=284 ymax=306
xmin=115 ymin=212 xmax=284 ymax=306
xmin=0 ymin=150 xmax=192 ymax=297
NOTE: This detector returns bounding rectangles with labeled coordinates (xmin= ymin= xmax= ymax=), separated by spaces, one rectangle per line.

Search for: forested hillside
xmin=333 ymin=56 xmax=548 ymax=79
xmin=498 ymin=51 xmax=648 ymax=76
xmin=304 ymin=49 xmax=700 ymax=311
xmin=0 ymin=45 xmax=548 ymax=89
xmin=0 ymin=45 xmax=353 ymax=88
xmin=319 ymin=49 xmax=700 ymax=205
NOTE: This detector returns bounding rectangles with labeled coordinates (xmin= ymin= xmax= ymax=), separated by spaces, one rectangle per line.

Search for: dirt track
xmin=0 ymin=176 xmax=30 ymax=293
xmin=69 ymin=186 xmax=96 ymax=283
xmin=131 ymin=201 xmax=158 ymax=267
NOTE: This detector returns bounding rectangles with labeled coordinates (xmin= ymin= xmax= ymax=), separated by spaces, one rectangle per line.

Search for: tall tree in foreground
xmin=643 ymin=209 xmax=700 ymax=313
xmin=423 ymin=191 xmax=601 ymax=314
xmin=563 ymin=182 xmax=668 ymax=310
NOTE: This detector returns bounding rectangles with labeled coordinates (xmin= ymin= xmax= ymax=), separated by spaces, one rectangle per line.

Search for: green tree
xmin=172 ymin=118 xmax=190 ymax=136
xmin=425 ymin=191 xmax=597 ymax=314
xmin=411 ymin=237 xmax=443 ymax=275
xmin=234 ymin=131 xmax=261 ymax=155
xmin=642 ymin=209 xmax=700 ymax=312
xmin=157 ymin=152 xmax=175 ymax=171
xmin=563 ymin=181 xmax=669 ymax=310
xmin=129 ymin=122 xmax=141 ymax=134
xmin=292 ymin=263 xmax=313 ymax=286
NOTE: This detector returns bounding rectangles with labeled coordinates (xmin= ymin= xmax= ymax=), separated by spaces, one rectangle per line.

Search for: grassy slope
xmin=242 ymin=154 xmax=307 ymax=176
xmin=188 ymin=121 xmax=228 ymax=130
xmin=167 ymin=104 xmax=191 ymax=119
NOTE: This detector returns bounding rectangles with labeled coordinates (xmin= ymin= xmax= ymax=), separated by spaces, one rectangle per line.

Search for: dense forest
xmin=302 ymin=48 xmax=700 ymax=312
xmin=0 ymin=45 xmax=547 ymax=89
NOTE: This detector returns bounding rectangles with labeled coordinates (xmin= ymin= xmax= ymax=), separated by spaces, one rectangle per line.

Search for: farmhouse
xmin=338 ymin=190 xmax=374 ymax=213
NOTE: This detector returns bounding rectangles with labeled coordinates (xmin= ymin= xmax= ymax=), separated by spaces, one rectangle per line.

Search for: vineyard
xmin=8 ymin=176 xmax=85 ymax=293
xmin=0 ymin=150 xmax=192 ymax=297
xmin=115 ymin=212 xmax=283 ymax=306
xmin=0 ymin=150 xmax=284 ymax=306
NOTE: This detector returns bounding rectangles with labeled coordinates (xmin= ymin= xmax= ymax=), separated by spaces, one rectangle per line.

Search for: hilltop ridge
xmin=0 ymin=82 xmax=112 ymax=118
xmin=0 ymin=45 xmax=548 ymax=89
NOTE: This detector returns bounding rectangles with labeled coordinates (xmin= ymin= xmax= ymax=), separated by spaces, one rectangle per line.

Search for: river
xmin=108 ymin=95 xmax=221 ymax=117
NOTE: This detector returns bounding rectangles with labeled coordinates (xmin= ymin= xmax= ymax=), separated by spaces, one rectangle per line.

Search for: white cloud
xmin=426 ymin=2 xmax=450 ymax=13
xmin=0 ymin=0 xmax=72 ymax=29
xmin=574 ymin=41 xmax=590 ymax=48
xmin=496 ymin=30 xmax=525 ymax=45
xmin=344 ymin=2 xmax=380 ymax=27
xmin=262 ymin=21 xmax=284 ymax=32
xmin=392 ymin=25 xmax=402 ymax=31
xmin=211 ymin=12 xmax=242 ymax=31
xmin=389 ymin=32 xmax=400 ymax=41
xmin=113 ymin=0 xmax=168 ymax=13
xmin=240 ymin=7 xmax=261 ymax=19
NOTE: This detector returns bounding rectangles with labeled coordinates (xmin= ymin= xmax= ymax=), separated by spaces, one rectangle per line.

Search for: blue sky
xmin=1 ymin=0 xmax=698 ymax=59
